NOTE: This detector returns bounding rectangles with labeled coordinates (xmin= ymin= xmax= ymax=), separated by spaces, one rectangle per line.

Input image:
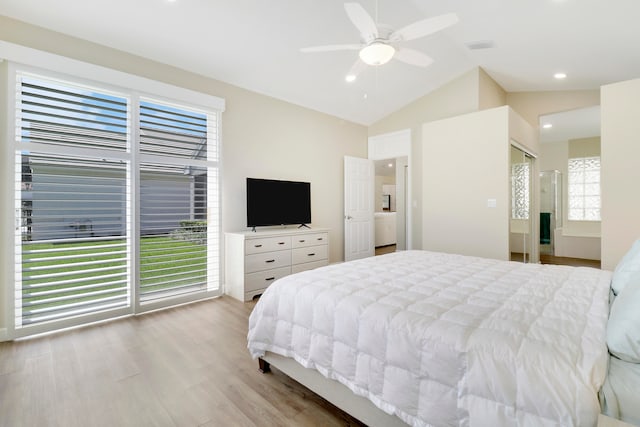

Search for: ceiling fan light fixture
xmin=359 ymin=42 xmax=395 ymax=66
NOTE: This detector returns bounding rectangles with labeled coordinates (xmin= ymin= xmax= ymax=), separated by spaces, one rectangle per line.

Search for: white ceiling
xmin=1 ymin=0 xmax=639 ymax=125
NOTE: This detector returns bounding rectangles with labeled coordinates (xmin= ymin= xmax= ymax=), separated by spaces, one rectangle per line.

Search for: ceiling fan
xmin=300 ymin=2 xmax=459 ymax=80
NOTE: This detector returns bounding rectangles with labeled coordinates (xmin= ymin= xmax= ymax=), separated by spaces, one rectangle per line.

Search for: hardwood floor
xmin=539 ymin=254 xmax=601 ymax=268
xmin=0 ymin=297 xmax=365 ymax=427
xmin=375 ymin=244 xmax=396 ymax=256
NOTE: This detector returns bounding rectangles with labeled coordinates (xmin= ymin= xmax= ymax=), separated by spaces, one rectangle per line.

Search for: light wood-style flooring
xmin=0 ymin=297 xmax=365 ymax=427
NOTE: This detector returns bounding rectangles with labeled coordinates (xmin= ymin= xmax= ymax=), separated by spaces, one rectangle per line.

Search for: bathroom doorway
xmin=374 ymin=157 xmax=408 ymax=253
xmin=368 ymin=129 xmax=411 ymax=253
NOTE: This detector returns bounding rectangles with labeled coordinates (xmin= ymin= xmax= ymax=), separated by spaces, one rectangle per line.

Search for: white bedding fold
xmin=248 ymin=250 xmax=611 ymax=427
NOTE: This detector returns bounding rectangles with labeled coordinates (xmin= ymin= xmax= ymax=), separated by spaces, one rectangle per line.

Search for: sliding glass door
xmin=510 ymin=145 xmax=535 ymax=263
xmin=12 ymin=71 xmax=221 ymax=336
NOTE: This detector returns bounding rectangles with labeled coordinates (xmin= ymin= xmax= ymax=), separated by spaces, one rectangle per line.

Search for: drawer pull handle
xmin=308 ymin=253 xmax=315 ymax=256
xmin=265 ymin=259 xmax=275 ymax=263
xmin=254 ymin=244 xmax=263 ymax=248
xmin=278 ymin=242 xmax=286 ymax=245
xmin=265 ymin=277 xmax=275 ymax=281
xmin=317 ymin=238 xmax=323 ymax=241
xmin=299 ymin=239 xmax=305 ymax=243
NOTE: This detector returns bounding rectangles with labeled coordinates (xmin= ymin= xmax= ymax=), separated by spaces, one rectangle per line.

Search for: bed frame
xmin=259 ymin=352 xmax=407 ymax=427
xmin=258 ymin=353 xmax=630 ymax=427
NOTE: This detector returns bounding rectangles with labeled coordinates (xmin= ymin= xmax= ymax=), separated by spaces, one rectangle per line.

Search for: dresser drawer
xmin=292 ymin=244 xmax=328 ymax=265
xmin=245 ymin=236 xmax=291 ymax=255
xmin=291 ymin=232 xmax=328 ymax=248
xmin=291 ymin=259 xmax=328 ymax=274
xmin=246 ymin=250 xmax=291 ymax=273
xmin=245 ymin=266 xmax=291 ymax=293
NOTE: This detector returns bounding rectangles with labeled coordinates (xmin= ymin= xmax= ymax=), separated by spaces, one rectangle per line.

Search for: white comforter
xmin=247 ymin=251 xmax=611 ymax=427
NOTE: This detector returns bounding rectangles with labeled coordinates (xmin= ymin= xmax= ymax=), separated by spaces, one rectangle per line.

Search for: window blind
xmin=138 ymin=100 xmax=219 ymax=303
xmin=13 ymin=72 xmax=221 ymax=334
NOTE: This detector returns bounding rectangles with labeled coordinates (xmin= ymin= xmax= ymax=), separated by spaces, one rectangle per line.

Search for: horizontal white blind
xmin=17 ymin=154 xmax=129 ymax=326
xmin=12 ymin=70 xmax=221 ymax=334
xmin=19 ymin=75 xmax=128 ymax=151
xmin=138 ymin=99 xmax=219 ymax=303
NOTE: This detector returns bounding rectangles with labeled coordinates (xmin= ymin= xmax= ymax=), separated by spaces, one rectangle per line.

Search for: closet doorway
xmin=368 ymin=129 xmax=411 ymax=253
xmin=510 ymin=145 xmax=536 ymax=263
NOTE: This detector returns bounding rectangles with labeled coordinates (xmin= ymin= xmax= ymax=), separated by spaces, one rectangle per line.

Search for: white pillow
xmin=607 ymin=271 xmax=640 ymax=362
xmin=611 ymin=239 xmax=640 ymax=296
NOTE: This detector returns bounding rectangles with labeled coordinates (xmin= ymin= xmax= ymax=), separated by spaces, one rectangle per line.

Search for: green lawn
xmin=20 ymin=235 xmax=207 ymax=319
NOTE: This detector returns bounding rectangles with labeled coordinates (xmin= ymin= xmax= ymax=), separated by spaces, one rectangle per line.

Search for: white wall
xmin=601 ymin=78 xmax=640 ymax=270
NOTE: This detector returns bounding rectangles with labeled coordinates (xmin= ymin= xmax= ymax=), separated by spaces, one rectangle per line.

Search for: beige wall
xmin=479 ymin=68 xmax=507 ymax=110
xmin=601 ymin=78 xmax=640 ymax=270
xmin=506 ymin=90 xmax=600 ymax=128
xmin=0 ymin=16 xmax=368 ymax=266
xmin=423 ymin=106 xmax=512 ymax=260
xmin=422 ymin=106 xmax=535 ymax=260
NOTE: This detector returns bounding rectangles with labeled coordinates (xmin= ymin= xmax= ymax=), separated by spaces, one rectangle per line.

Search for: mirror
xmin=538 ymin=106 xmax=601 ymax=265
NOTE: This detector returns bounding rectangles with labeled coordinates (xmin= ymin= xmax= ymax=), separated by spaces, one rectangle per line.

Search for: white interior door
xmin=344 ymin=156 xmax=374 ymax=261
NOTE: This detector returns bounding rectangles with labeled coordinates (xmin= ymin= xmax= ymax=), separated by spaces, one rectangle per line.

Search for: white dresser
xmin=224 ymin=228 xmax=330 ymax=301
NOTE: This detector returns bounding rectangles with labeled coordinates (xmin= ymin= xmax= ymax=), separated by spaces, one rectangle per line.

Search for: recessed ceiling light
xmin=554 ymin=72 xmax=567 ymax=80
xmin=543 ymin=123 xmax=553 ymax=129
xmin=345 ymin=75 xmax=356 ymax=83
xmin=388 ymin=163 xmax=393 ymax=168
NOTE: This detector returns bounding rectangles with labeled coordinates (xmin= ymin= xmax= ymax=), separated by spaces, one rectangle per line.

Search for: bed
xmin=247 ymin=249 xmax=635 ymax=426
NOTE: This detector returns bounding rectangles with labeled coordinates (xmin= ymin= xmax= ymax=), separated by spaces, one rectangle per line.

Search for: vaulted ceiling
xmin=1 ymin=0 xmax=639 ymax=125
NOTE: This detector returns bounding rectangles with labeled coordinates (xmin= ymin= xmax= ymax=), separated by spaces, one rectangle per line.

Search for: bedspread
xmin=247 ymin=250 xmax=611 ymax=427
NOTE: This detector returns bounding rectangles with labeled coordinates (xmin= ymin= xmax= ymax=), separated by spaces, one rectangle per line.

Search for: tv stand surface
xmin=224 ymin=228 xmax=330 ymax=301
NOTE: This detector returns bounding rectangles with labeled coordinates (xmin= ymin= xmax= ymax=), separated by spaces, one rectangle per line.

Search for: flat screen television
xmin=246 ymin=178 xmax=311 ymax=229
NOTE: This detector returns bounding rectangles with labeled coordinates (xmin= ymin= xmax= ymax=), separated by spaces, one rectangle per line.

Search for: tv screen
xmin=246 ymin=178 xmax=311 ymax=228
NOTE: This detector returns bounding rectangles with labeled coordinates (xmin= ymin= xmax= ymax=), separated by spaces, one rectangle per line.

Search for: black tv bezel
xmin=246 ymin=177 xmax=311 ymax=229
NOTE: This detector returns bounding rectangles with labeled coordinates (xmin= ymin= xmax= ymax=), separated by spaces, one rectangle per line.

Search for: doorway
xmin=368 ymin=129 xmax=412 ymax=253
xmin=373 ymin=157 xmax=408 ymax=253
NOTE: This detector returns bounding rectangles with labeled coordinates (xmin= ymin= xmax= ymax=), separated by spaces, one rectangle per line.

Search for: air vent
xmin=465 ymin=40 xmax=496 ymax=50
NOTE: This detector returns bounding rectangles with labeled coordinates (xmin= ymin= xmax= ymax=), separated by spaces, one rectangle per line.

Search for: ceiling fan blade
xmin=300 ymin=44 xmax=362 ymax=53
xmin=390 ymin=13 xmax=458 ymax=42
xmin=344 ymin=2 xmax=378 ymax=42
xmin=394 ymin=48 xmax=434 ymax=67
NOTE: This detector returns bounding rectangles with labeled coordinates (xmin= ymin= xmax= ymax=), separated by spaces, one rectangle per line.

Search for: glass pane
xmin=585 ymin=209 xmax=601 ymax=221
xmin=569 ymin=185 xmax=584 ymax=197
xmin=17 ymin=153 xmax=129 ymax=327
xmin=584 ymin=183 xmax=600 ymax=196
xmin=585 ymin=196 xmax=600 ymax=209
xmin=569 ymin=209 xmax=583 ymax=221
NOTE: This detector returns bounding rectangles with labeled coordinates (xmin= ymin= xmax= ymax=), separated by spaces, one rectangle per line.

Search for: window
xmin=13 ymin=72 xmax=221 ymax=334
xmin=568 ymin=156 xmax=601 ymax=221
xmin=511 ymin=162 xmax=530 ymax=219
